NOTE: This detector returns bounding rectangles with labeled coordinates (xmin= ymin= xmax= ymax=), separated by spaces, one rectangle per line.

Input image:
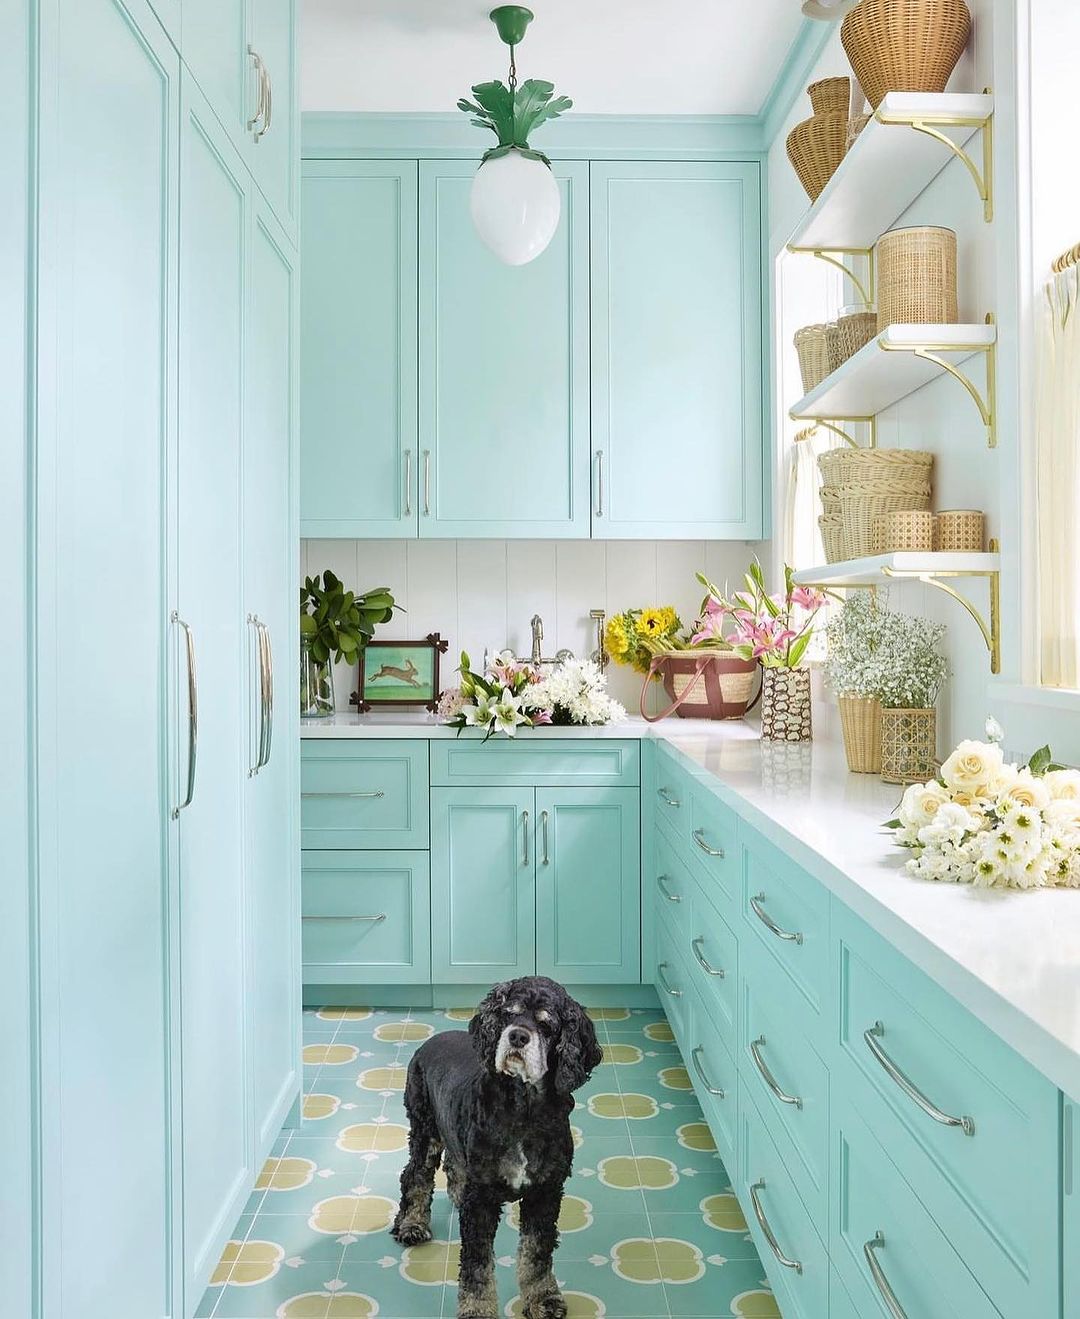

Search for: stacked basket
xmin=819 ymin=449 xmax=934 ymax=560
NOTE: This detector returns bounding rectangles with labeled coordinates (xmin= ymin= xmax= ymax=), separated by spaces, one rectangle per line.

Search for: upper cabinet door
xmin=590 ymin=161 xmax=764 ymax=539
xmin=181 ymin=0 xmax=248 ymax=149
xmin=248 ymin=0 xmax=299 ymax=237
xmin=300 ymin=161 xmax=419 ymax=538
xmin=418 ymin=160 xmax=590 ymax=539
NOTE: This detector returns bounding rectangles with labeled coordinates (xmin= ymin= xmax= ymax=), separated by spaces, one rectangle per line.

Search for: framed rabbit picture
xmin=353 ymin=633 xmax=449 ymax=712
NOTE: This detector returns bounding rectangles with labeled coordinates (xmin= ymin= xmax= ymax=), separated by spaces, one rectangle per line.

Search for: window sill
xmin=988 ymin=682 xmax=1080 ymax=763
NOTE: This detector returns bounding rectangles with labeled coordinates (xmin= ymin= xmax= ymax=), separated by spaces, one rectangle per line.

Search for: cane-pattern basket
xmin=881 ymin=706 xmax=938 ymax=783
xmin=933 ymin=509 xmax=985 ymax=551
xmin=876 ymin=226 xmax=958 ymax=329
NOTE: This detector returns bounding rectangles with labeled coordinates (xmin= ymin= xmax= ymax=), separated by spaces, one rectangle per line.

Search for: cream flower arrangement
xmin=444 ymin=651 xmax=626 ymax=738
xmin=886 ymin=738 xmax=1080 ymax=890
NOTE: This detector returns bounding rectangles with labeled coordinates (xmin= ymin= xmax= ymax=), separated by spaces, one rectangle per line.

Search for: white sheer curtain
xmin=783 ymin=423 xmax=846 ymax=571
xmin=1037 ymin=266 xmax=1080 ymax=688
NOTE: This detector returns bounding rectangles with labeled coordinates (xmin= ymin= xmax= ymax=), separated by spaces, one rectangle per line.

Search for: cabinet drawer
xmin=836 ymin=907 xmax=1059 ymax=1318
xmin=686 ymin=783 xmax=737 ymax=909
xmin=738 ymin=1092 xmax=829 ymax=1319
xmin=686 ymin=986 xmax=738 ymax=1174
xmin=302 ymin=851 xmax=430 ymax=985
xmin=301 ymin=741 xmax=428 ymax=848
xmin=653 ymin=820 xmax=693 ymax=945
xmin=654 ymin=744 xmax=692 ymax=834
xmin=430 ymin=739 xmax=639 ymax=787
xmin=832 ymin=1098 xmax=999 ymax=1319
xmin=740 ymin=825 xmax=827 ymax=1018
xmin=655 ymin=913 xmax=691 ymax=1046
xmin=740 ymin=962 xmax=828 ymax=1224
xmin=685 ymin=882 xmax=737 ymax=1043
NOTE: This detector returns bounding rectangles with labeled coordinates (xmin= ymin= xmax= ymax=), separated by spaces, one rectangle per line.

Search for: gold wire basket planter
xmin=880 ymin=707 xmax=938 ymax=784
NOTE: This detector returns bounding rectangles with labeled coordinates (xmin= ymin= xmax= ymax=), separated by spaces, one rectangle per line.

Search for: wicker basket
xmin=880 ymin=509 xmax=934 ymax=551
xmin=825 ymin=321 xmax=844 ymax=373
xmin=846 ymin=112 xmax=873 ymax=153
xmin=933 ymin=508 xmax=984 ymax=551
xmin=794 ymin=324 xmax=831 ymax=393
xmin=786 ymin=111 xmax=848 ymax=201
xmin=881 ymin=706 xmax=938 ymax=784
xmin=838 ymin=480 xmax=932 ymax=558
xmin=841 ymin=0 xmax=972 ymax=110
xmin=808 ymin=76 xmax=852 ymax=115
xmin=838 ymin=695 xmax=882 ymax=773
xmin=838 ymin=307 xmax=878 ymax=361
xmin=640 ymin=652 xmax=761 ymax=723
xmin=876 ymin=226 xmax=958 ymax=330
xmin=819 ymin=446 xmax=934 ymax=489
xmin=820 ymin=513 xmax=846 ymax=563
xmin=819 ymin=484 xmax=841 ymax=516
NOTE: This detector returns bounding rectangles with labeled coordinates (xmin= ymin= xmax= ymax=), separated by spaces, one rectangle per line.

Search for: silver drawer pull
xmin=691 ymin=1045 xmax=725 ymax=1097
xmin=750 ymin=892 xmax=803 ymax=945
xmin=172 ymin=612 xmax=198 ymax=818
xmin=657 ymin=787 xmax=681 ymax=808
xmin=864 ymin=1022 xmax=975 ymax=1136
xmin=691 ymin=935 xmax=724 ymax=978
xmin=656 ymin=874 xmax=682 ymax=903
xmin=864 ymin=1232 xmax=907 ymax=1319
xmin=403 ymin=448 xmax=413 ymax=516
xmin=522 ymin=808 xmax=530 ymax=867
xmin=656 ymin=962 xmax=682 ymax=998
xmin=693 ymin=828 xmax=724 ymax=858
xmin=750 ymin=1036 xmax=802 ymax=1109
xmin=302 ymin=790 xmax=386 ymax=799
xmin=749 ymin=1180 xmax=802 ymax=1273
xmin=302 ymin=913 xmax=387 ymax=923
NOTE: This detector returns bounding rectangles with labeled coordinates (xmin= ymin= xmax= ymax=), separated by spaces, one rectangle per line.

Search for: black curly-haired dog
xmin=391 ymin=976 xmax=603 ymax=1319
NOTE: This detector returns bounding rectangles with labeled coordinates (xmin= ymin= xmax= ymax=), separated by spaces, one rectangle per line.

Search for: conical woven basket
xmin=786 ymin=112 xmax=848 ymax=201
xmin=841 ymin=0 xmax=971 ymax=110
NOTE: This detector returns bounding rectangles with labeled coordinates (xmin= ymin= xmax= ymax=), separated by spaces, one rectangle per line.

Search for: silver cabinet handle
xmin=422 ymin=449 xmax=431 ymax=516
xmin=403 ymin=448 xmax=413 ymax=516
xmin=750 ymin=892 xmax=803 ymax=944
xmin=247 ymin=615 xmax=263 ymax=777
xmin=864 ymin=1232 xmax=907 ymax=1319
xmin=657 ymin=787 xmax=681 ymax=809
xmin=302 ymin=913 xmax=387 ymax=924
xmin=172 ymin=611 xmax=198 ymax=818
xmin=693 ymin=828 xmax=724 ymax=858
xmin=257 ymin=620 xmax=274 ymax=769
xmin=302 ymin=790 xmax=385 ymax=799
xmin=691 ymin=1045 xmax=725 ymax=1097
xmin=656 ymin=873 xmax=682 ymax=903
xmin=864 ymin=1022 xmax=975 ymax=1136
xmin=691 ymin=935 xmax=724 ymax=977
xmin=656 ymin=962 xmax=682 ymax=998
xmin=541 ymin=810 xmax=550 ymax=865
xmin=522 ymin=809 xmax=529 ymax=867
xmin=750 ymin=1036 xmax=802 ymax=1109
xmin=749 ymin=1180 xmax=802 ymax=1273
xmin=247 ymin=46 xmax=267 ymax=134
xmin=260 ymin=60 xmax=273 ymax=139
xmin=594 ymin=450 xmax=604 ymax=517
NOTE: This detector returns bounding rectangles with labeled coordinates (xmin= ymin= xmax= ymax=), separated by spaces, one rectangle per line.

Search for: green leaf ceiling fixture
xmin=457 ymin=6 xmax=572 ymax=266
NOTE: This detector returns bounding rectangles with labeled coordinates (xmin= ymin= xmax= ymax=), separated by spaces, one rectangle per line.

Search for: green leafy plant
xmin=299 ymin=571 xmax=396 ymax=667
xmin=457 ymin=79 xmax=572 ymax=164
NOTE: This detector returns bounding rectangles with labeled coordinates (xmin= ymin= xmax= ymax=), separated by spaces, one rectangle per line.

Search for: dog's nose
xmin=507 ymin=1027 xmax=531 ymax=1050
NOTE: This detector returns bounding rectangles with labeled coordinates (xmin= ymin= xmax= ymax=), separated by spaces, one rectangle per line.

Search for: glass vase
xmin=300 ymin=640 xmax=335 ymax=719
xmin=760 ymin=666 xmax=813 ymax=742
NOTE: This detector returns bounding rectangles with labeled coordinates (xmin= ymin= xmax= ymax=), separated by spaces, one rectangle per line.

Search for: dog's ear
xmin=553 ymin=995 xmax=603 ymax=1096
xmin=469 ymin=981 xmax=508 ymax=1074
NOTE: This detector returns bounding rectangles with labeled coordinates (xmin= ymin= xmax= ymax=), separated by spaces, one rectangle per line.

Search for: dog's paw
xmin=456 ymin=1299 xmax=498 ymax=1319
xmin=523 ymin=1290 xmax=567 ymax=1319
xmin=390 ymin=1217 xmax=432 ymax=1246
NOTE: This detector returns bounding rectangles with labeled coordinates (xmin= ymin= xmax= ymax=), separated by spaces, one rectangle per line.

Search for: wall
xmin=301 ymin=538 xmax=759 ymax=714
xmin=768 ymin=1 xmax=1031 ymax=755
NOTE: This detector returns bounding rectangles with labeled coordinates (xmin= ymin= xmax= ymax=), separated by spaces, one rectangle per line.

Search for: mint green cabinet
xmin=536 ymin=787 xmax=640 ymax=984
xmin=431 ymin=786 xmax=536 ymax=983
xmin=300 ymin=161 xmax=418 ymax=537
xmin=1067 ymin=1097 xmax=1079 ymax=1318
xmin=181 ymin=0 xmax=248 ymax=152
xmin=248 ymin=0 xmax=298 ymax=234
xmin=590 ymin=160 xmax=763 ymax=538
xmin=418 ymin=160 xmax=591 ymax=538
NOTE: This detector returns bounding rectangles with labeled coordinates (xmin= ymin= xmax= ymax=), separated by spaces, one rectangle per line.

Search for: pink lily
xmin=788 ymin=585 xmax=827 ymax=612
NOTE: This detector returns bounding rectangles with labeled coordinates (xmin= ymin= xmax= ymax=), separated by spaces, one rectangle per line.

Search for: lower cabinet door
xmin=654 ymin=913 xmax=691 ymax=1045
xmin=302 ymin=851 xmax=430 ymax=985
xmin=431 ymin=787 xmax=535 ymax=983
xmin=535 ymin=786 xmax=640 ymax=984
xmin=686 ymin=987 xmax=738 ymax=1175
xmin=1068 ymin=1097 xmax=1080 ymax=1319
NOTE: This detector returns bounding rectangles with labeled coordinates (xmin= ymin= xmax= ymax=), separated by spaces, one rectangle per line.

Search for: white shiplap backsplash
xmin=301 ymin=538 xmax=763 ymax=713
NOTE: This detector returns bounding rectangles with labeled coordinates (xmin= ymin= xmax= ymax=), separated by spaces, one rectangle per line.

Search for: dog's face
xmin=469 ymin=977 xmax=603 ymax=1094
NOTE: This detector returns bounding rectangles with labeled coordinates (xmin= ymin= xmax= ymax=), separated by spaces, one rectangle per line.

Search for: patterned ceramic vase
xmin=880 ymin=707 xmax=938 ymax=784
xmin=760 ymin=667 xmax=813 ymax=742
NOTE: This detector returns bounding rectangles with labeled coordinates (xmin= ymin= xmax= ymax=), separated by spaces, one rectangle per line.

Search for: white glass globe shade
xmin=469 ymin=149 xmax=561 ymax=266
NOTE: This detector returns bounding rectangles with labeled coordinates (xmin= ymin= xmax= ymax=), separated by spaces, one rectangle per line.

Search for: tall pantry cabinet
xmin=19 ymin=1 xmax=301 ymax=1316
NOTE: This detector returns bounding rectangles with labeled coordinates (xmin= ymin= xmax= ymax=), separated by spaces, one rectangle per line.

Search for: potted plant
xmin=697 ymin=562 xmax=829 ymax=742
xmin=873 ymin=607 xmax=949 ymax=783
xmin=299 ymin=571 xmax=396 ymax=718
xmin=824 ymin=592 xmax=888 ymax=773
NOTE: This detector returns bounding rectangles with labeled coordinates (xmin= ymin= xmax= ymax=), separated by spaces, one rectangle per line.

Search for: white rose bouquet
xmin=885 ymin=740 xmax=1080 ymax=890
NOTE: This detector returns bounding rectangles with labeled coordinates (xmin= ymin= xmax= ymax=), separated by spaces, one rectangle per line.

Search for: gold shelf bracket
xmin=878 ymin=315 xmax=997 ymax=448
xmin=787 ymin=246 xmax=875 ymax=308
xmin=880 ymin=537 xmax=1001 ymax=674
xmin=874 ymin=92 xmax=994 ymax=223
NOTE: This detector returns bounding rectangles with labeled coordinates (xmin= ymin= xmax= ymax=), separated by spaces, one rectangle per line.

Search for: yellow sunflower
xmin=605 ymin=615 xmax=631 ymax=661
xmin=639 ymin=606 xmax=679 ymax=638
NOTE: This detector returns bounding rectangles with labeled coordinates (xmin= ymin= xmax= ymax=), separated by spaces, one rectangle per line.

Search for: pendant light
xmin=458 ymin=6 xmax=572 ymax=266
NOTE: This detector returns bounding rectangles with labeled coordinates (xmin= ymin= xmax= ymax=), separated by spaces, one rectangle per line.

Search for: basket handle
xmin=639 ymin=655 xmax=711 ymax=723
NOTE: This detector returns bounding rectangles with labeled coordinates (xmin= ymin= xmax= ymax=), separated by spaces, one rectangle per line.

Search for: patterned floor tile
xmin=646 ymin=1210 xmax=761 ymax=1263
xmin=661 ymin=1254 xmax=772 ymax=1317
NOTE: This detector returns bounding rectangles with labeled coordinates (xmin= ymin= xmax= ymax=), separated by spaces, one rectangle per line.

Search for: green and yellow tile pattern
xmin=196 ymin=1008 xmax=775 ymax=1319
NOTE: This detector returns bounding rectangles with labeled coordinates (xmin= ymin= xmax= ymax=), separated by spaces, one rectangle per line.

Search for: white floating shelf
xmin=792 ymin=552 xmax=999 ymax=588
xmin=788 ymin=92 xmax=994 ymax=252
xmin=790 ymin=322 xmax=997 ymax=427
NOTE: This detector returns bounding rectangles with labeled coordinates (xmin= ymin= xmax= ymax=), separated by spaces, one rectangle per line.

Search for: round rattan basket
xmin=880 ymin=509 xmax=934 ymax=552
xmin=838 ymin=307 xmax=878 ymax=361
xmin=819 ymin=513 xmax=846 ymax=563
xmin=821 ymin=446 xmax=934 ymax=488
xmin=825 ymin=321 xmax=844 ymax=373
xmin=841 ymin=0 xmax=972 ymax=110
xmin=808 ymin=76 xmax=852 ymax=115
xmin=786 ymin=111 xmax=848 ymax=201
xmin=877 ymin=226 xmax=958 ymax=329
xmin=933 ymin=508 xmax=985 ymax=551
xmin=837 ymin=480 xmax=932 ymax=558
xmin=838 ymin=695 xmax=882 ymax=773
xmin=880 ymin=707 xmax=938 ymax=784
xmin=794 ymin=324 xmax=831 ymax=393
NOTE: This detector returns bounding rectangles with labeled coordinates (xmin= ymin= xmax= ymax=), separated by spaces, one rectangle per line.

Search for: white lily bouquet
xmin=886 ymin=739 xmax=1080 ymax=890
xmin=439 ymin=650 xmax=627 ymax=738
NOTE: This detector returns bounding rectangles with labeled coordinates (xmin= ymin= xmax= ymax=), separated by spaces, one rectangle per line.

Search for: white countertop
xmin=301 ymin=711 xmax=1080 ymax=1099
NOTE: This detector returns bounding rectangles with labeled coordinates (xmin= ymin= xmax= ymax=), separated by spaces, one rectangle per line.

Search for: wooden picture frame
xmin=351 ymin=633 xmax=449 ymax=713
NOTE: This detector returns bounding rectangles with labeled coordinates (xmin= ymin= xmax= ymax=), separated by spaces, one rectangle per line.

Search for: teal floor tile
xmin=662 ymin=1253 xmax=771 ymax=1316
xmin=646 ymin=1211 xmax=761 ymax=1262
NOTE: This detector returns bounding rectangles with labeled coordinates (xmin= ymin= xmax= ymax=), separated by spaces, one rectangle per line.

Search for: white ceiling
xmin=301 ymin=0 xmax=808 ymax=115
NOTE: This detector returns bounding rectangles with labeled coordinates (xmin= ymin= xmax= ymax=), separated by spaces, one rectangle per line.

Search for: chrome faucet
xmin=530 ymin=614 xmax=544 ymax=666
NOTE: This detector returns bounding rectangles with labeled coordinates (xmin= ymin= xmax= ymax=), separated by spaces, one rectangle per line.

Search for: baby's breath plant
xmin=823 ymin=592 xmax=889 ymax=698
xmin=824 ymin=593 xmax=948 ymax=709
